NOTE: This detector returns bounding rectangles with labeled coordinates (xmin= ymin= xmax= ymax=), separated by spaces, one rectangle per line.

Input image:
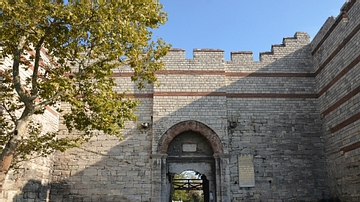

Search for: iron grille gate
xmin=172 ymin=179 xmax=203 ymax=190
xmin=170 ymin=175 xmax=210 ymax=202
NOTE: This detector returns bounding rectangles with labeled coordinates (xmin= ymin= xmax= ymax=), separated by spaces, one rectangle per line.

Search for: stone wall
xmin=49 ymin=32 xmax=331 ymax=201
xmin=311 ymin=0 xmax=360 ymax=201
xmin=225 ymin=32 xmax=328 ymax=201
xmin=2 ymin=0 xmax=360 ymax=201
xmin=49 ymin=99 xmax=154 ymax=201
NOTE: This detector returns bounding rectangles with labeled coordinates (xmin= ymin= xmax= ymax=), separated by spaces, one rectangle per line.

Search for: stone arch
xmin=157 ymin=120 xmax=223 ymax=154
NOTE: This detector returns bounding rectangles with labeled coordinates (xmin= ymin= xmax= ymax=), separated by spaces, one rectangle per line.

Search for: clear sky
xmin=152 ymin=0 xmax=346 ymax=61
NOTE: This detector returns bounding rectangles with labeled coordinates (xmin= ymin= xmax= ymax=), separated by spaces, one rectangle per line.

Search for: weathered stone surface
xmin=1 ymin=1 xmax=359 ymax=201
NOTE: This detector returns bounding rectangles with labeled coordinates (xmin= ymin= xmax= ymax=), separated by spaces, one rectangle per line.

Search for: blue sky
xmin=152 ymin=0 xmax=346 ymax=61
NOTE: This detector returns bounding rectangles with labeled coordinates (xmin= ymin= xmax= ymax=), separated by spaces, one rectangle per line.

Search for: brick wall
xmin=47 ymin=33 xmax=343 ymax=201
xmin=50 ymin=38 xmax=329 ymax=201
xmin=312 ymin=0 xmax=360 ymax=201
xmin=225 ymin=32 xmax=327 ymax=201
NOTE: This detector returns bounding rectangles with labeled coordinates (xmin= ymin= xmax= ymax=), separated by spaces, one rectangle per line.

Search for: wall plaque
xmin=182 ymin=143 xmax=197 ymax=152
xmin=238 ymin=154 xmax=255 ymax=187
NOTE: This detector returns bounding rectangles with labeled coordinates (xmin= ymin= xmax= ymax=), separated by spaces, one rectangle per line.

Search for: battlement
xmin=163 ymin=32 xmax=312 ymax=70
xmin=312 ymin=0 xmax=358 ymax=54
xmin=165 ymin=48 xmax=225 ymax=63
xmin=258 ymin=32 xmax=310 ymax=62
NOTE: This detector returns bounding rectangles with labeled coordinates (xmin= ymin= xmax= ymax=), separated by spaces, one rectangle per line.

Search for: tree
xmin=0 ymin=0 xmax=170 ymax=189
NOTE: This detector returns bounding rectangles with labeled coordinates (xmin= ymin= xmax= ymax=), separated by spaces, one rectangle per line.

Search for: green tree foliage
xmin=0 ymin=0 xmax=170 ymax=186
xmin=172 ymin=172 xmax=204 ymax=202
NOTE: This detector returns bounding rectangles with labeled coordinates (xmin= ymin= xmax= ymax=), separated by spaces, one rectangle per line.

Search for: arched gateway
xmin=157 ymin=120 xmax=223 ymax=154
xmin=151 ymin=120 xmax=230 ymax=202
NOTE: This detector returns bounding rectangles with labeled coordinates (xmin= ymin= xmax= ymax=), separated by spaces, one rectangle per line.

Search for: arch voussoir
xmin=157 ymin=120 xmax=223 ymax=154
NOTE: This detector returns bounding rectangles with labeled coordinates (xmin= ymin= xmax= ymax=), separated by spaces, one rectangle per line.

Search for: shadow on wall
xmin=12 ymin=180 xmax=49 ymax=202
xmin=49 ymin=125 xmax=151 ymax=202
xmin=9 ymin=32 xmax=352 ymax=201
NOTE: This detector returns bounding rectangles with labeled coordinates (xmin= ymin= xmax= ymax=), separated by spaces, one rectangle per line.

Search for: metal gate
xmin=170 ymin=175 xmax=210 ymax=202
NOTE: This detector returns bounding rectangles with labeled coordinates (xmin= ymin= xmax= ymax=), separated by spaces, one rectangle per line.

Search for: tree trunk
xmin=0 ymin=120 xmax=28 ymax=191
xmin=0 ymin=36 xmax=32 ymax=191
xmin=0 ymin=143 xmax=16 ymax=191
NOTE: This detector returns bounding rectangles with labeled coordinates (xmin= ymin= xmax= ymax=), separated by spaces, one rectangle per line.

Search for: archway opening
xmin=171 ymin=170 xmax=205 ymax=202
xmin=166 ymin=130 xmax=215 ymax=202
xmin=155 ymin=120 xmax=224 ymax=202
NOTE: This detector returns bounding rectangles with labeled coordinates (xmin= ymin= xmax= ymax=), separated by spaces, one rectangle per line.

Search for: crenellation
xmin=284 ymin=32 xmax=310 ymax=45
xmin=258 ymin=32 xmax=311 ymax=63
xmin=163 ymin=33 xmax=313 ymax=70
xmin=230 ymin=51 xmax=254 ymax=63
xmin=192 ymin=49 xmax=224 ymax=64
xmin=161 ymin=48 xmax=186 ymax=61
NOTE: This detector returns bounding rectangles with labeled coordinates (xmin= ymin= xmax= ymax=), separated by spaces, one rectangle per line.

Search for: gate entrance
xmin=154 ymin=120 xmax=228 ymax=202
xmin=166 ymin=130 xmax=215 ymax=202
xmin=170 ymin=171 xmax=209 ymax=202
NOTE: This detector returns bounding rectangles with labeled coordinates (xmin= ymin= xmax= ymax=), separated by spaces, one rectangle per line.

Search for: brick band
xmin=340 ymin=140 xmax=360 ymax=153
xmin=330 ymin=112 xmax=360 ymax=133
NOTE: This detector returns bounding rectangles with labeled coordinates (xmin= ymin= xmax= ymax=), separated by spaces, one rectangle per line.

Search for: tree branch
xmin=30 ymin=36 xmax=46 ymax=101
xmin=33 ymin=91 xmax=65 ymax=112
xmin=1 ymin=102 xmax=17 ymax=124
xmin=12 ymin=36 xmax=29 ymax=103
